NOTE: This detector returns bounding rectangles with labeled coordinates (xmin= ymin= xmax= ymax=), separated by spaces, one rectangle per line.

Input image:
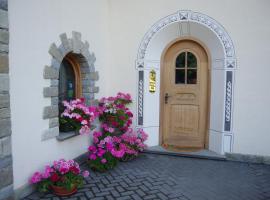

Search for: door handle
xmin=165 ymin=93 xmax=171 ymax=104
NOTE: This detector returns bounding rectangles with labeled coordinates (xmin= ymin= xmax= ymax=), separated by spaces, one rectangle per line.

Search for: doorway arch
xmin=135 ymin=10 xmax=237 ymax=155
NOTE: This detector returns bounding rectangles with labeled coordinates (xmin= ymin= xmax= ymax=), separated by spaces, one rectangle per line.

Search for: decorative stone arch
xmin=136 ymin=10 xmax=237 ymax=155
xmin=42 ymin=31 xmax=99 ymax=141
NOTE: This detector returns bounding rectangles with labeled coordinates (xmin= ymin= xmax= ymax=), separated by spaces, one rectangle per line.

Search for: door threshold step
xmin=144 ymin=146 xmax=226 ymax=161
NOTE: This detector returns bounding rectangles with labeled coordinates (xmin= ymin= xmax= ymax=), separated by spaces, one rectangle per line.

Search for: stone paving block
xmin=24 ymin=154 xmax=270 ymax=200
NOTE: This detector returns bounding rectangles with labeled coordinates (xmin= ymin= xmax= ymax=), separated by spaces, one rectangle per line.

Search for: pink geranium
xmin=60 ymin=98 xmax=99 ymax=135
xmin=29 ymin=159 xmax=88 ymax=193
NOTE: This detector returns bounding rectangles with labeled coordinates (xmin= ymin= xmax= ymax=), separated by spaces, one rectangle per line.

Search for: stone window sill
xmin=56 ymin=125 xmax=97 ymax=141
xmin=57 ymin=131 xmax=79 ymax=141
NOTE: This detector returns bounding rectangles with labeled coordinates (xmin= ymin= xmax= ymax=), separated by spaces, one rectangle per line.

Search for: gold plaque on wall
xmin=149 ymin=70 xmax=156 ymax=93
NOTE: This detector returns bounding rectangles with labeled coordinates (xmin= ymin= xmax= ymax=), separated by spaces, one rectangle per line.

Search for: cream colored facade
xmin=6 ymin=0 xmax=270 ymax=194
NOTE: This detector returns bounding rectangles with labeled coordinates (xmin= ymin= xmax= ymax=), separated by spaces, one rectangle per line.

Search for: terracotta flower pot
xmin=51 ymin=184 xmax=77 ymax=196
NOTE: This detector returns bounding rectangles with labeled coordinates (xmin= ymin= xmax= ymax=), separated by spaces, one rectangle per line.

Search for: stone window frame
xmin=42 ymin=31 xmax=99 ymax=141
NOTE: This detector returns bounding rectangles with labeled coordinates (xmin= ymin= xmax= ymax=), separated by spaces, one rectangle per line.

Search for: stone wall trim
xmin=42 ymin=32 xmax=99 ymax=141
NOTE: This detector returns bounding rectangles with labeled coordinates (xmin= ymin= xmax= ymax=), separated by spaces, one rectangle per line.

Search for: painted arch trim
xmin=135 ymin=10 xmax=237 ymax=154
xmin=136 ymin=10 xmax=236 ymax=66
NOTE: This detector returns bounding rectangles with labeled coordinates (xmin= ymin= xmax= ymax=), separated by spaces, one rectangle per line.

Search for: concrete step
xmin=144 ymin=146 xmax=226 ymax=161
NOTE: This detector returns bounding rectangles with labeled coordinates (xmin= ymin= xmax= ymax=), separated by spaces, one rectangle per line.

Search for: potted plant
xmin=119 ymin=128 xmax=148 ymax=161
xmin=29 ymin=159 xmax=89 ymax=196
xmin=59 ymin=98 xmax=99 ymax=134
xmin=98 ymin=92 xmax=133 ymax=134
xmin=87 ymin=131 xmax=119 ymax=172
xmin=86 ymin=93 xmax=148 ymax=172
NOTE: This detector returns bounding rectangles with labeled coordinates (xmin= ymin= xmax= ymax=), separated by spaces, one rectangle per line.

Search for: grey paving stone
xmin=24 ymin=154 xmax=270 ymax=200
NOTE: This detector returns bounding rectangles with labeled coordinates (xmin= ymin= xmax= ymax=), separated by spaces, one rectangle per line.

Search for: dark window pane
xmin=187 ymin=69 xmax=197 ymax=84
xmin=175 ymin=69 xmax=185 ymax=84
xmin=187 ymin=52 xmax=197 ymax=68
xmin=59 ymin=59 xmax=75 ymax=102
xmin=176 ymin=52 xmax=185 ymax=68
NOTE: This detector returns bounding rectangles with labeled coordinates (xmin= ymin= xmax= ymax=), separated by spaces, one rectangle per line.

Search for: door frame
xmin=159 ymin=36 xmax=212 ymax=149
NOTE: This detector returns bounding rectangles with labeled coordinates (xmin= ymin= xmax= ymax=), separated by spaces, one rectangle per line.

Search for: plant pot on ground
xmin=29 ymin=159 xmax=90 ymax=196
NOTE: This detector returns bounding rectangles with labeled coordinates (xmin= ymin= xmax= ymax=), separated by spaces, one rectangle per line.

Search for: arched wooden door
xmin=161 ymin=40 xmax=209 ymax=150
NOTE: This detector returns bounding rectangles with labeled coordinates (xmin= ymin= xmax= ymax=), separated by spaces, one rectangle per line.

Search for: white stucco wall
xmin=8 ymin=0 xmax=270 ymax=191
xmin=9 ymin=0 xmax=111 ymax=189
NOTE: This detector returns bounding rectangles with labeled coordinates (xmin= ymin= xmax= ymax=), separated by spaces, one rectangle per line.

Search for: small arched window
xmin=58 ymin=54 xmax=82 ymax=132
xmin=58 ymin=54 xmax=82 ymax=102
xmin=175 ymin=51 xmax=197 ymax=84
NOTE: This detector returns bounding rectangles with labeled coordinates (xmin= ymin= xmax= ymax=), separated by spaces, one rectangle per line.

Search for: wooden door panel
xmin=161 ymin=40 xmax=208 ymax=150
xmin=170 ymin=104 xmax=199 ymax=136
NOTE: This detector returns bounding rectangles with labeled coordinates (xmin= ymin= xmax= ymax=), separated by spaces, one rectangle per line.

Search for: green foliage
xmin=87 ymin=153 xmax=118 ymax=172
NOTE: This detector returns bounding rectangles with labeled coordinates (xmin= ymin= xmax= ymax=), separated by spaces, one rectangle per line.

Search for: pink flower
xmin=79 ymin=125 xmax=90 ymax=135
xmin=88 ymin=145 xmax=97 ymax=152
xmin=101 ymin=159 xmax=107 ymax=164
xmin=89 ymin=154 xmax=97 ymax=160
xmin=82 ymin=170 xmax=90 ymax=178
xmin=97 ymin=148 xmax=106 ymax=157
xmin=106 ymin=142 xmax=114 ymax=151
xmin=126 ymin=111 xmax=133 ymax=117
xmin=42 ymin=165 xmax=54 ymax=178
xmin=81 ymin=120 xmax=88 ymax=125
xmin=30 ymin=172 xmax=42 ymax=184
xmin=111 ymin=148 xmax=125 ymax=158
xmin=93 ymin=137 xmax=99 ymax=144
xmin=112 ymin=136 xmax=121 ymax=143
xmin=108 ymin=127 xmax=114 ymax=133
xmin=93 ymin=131 xmax=102 ymax=138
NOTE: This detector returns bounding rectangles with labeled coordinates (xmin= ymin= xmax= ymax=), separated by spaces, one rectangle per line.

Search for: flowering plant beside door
xmin=87 ymin=92 xmax=148 ymax=171
xmin=98 ymin=92 xmax=133 ymax=134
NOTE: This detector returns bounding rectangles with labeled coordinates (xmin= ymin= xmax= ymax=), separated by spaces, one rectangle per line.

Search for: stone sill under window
xmin=56 ymin=125 xmax=97 ymax=141
xmin=57 ymin=131 xmax=79 ymax=141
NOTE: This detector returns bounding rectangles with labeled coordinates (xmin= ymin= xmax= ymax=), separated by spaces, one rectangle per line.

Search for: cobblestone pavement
xmin=24 ymin=153 xmax=270 ymax=200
